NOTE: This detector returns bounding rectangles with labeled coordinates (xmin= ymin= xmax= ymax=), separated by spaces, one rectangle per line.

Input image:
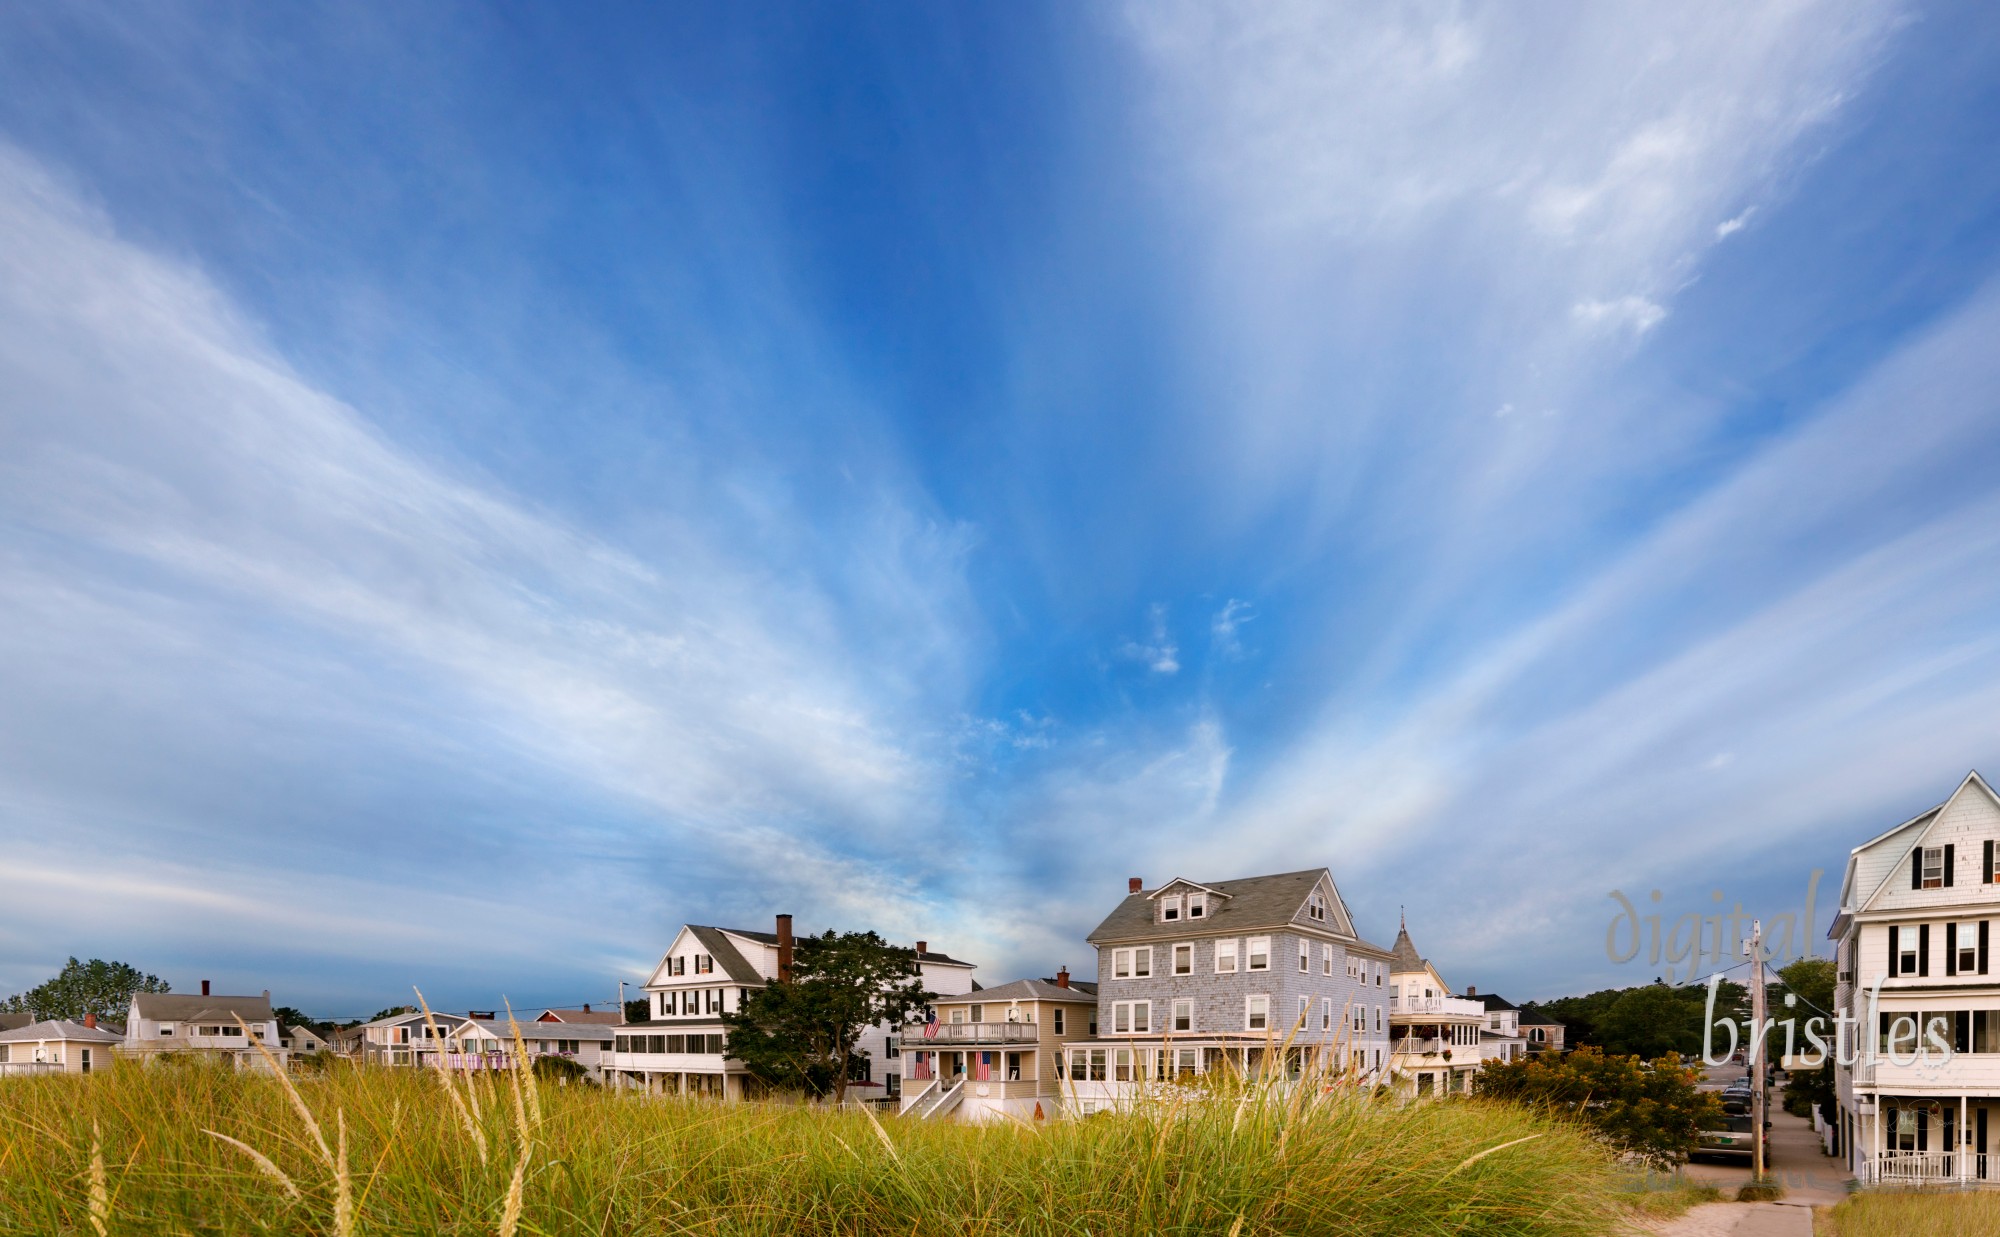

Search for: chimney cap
xmin=1055 ymin=967 xmax=1070 ymax=989
xmin=1128 ymin=876 xmax=1143 ymax=894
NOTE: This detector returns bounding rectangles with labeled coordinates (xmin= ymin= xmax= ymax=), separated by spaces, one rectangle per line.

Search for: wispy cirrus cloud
xmin=0 ymin=144 xmax=981 ymax=1004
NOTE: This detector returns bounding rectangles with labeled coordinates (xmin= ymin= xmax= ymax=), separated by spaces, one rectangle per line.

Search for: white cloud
xmin=0 ymin=144 xmax=985 ymax=982
xmin=1211 ymin=598 xmax=1255 ymax=658
xmin=1118 ymin=603 xmax=1181 ymax=674
xmin=1571 ymin=295 xmax=1668 ymax=335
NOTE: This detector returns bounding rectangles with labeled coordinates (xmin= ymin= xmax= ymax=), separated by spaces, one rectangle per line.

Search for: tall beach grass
xmin=0 ymin=1056 xmax=1648 ymax=1236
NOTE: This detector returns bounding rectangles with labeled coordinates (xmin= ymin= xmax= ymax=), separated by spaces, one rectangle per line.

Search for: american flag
xmin=922 ymin=1009 xmax=939 ymax=1040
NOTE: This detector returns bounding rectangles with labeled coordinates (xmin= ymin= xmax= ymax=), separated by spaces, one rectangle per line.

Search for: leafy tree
xmin=369 ymin=1005 xmax=416 ymax=1022
xmin=1476 ymin=1046 xmax=1723 ymax=1168
xmin=624 ymin=998 xmax=650 ymax=1024
xmin=271 ymin=1006 xmax=326 ymax=1033
xmin=721 ymin=930 xmax=934 ymax=1105
xmin=1775 ymin=956 xmax=1836 ymax=1120
xmin=0 ymin=957 xmax=168 ymax=1023
xmin=533 ymin=1054 xmax=592 ymax=1084
xmin=1534 ymin=979 xmax=1745 ymax=1058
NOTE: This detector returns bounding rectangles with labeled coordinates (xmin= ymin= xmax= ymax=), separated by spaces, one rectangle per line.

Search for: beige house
xmin=0 ymin=1016 xmax=123 ymax=1076
xmin=900 ymin=972 xmax=1099 ymax=1122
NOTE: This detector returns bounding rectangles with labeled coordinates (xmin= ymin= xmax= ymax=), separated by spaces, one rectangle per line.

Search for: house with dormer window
xmin=607 ymin=915 xmax=976 ymax=1101
xmin=1830 ymin=771 xmax=2000 ymax=1187
xmin=1062 ymin=869 xmax=1393 ymax=1113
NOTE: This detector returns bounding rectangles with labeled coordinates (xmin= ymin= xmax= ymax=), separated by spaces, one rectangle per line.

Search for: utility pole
xmin=1749 ymin=919 xmax=1767 ymax=1181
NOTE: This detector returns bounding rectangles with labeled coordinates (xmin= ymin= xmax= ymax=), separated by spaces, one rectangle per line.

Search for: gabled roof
xmin=0 ymin=1013 xmax=32 ymax=1033
xmin=686 ymin=926 xmax=771 ymax=985
xmin=358 ymin=1010 xmax=467 ymax=1031
xmin=130 ymin=992 xmax=274 ymax=1023
xmin=536 ymin=1008 xmax=622 ymax=1025
xmin=1086 ymin=868 xmax=1360 ymax=946
xmin=1856 ymin=771 xmax=2000 ymax=915
xmin=1473 ymin=993 xmax=1519 ymax=1012
xmin=0 ymin=1019 xmax=122 ymax=1044
xmin=932 ymin=977 xmax=1098 ymax=1005
xmin=458 ymin=1020 xmax=615 ymax=1042
xmin=1517 ymin=1007 xmax=1562 ymax=1026
xmin=1146 ymin=878 xmax=1231 ymax=901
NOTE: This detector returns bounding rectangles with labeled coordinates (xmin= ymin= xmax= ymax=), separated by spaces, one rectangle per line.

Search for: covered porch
xmin=1856 ymin=1094 xmax=1997 ymax=1186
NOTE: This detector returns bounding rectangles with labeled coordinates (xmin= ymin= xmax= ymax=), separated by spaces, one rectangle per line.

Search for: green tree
xmin=368 ymin=1005 xmax=415 ymax=1022
xmin=1476 ymin=1046 xmax=1723 ymax=1168
xmin=721 ymin=930 xmax=934 ymax=1105
xmin=1 ymin=957 xmax=168 ymax=1023
xmin=1775 ymin=956 xmax=1836 ymax=1120
xmin=1536 ymin=979 xmax=1745 ymax=1057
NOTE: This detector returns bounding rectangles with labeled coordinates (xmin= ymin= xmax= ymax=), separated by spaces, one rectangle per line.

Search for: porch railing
xmin=1869 ymin=1151 xmax=1962 ymax=1184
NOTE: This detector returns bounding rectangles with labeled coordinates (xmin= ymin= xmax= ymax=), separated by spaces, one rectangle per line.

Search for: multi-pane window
xmin=1114 ymin=1048 xmax=1134 ymax=1082
xmin=1345 ymin=956 xmax=1363 ymax=980
xmin=1297 ymin=995 xmax=1310 ymax=1028
xmin=1112 ymin=1001 xmax=1151 ymax=1034
xmin=1174 ymin=944 xmax=1194 ymax=975
xmin=1922 ymin=847 xmax=1945 ymax=889
xmin=1068 ymin=1048 xmax=1107 ymax=1081
xmin=1308 ymin=893 xmax=1328 ymax=922
xmin=1246 ymin=995 xmax=1269 ymax=1031
xmin=1353 ymin=1008 xmax=1366 ymax=1033
xmin=1321 ymin=997 xmax=1332 ymax=1031
xmin=1187 ymin=893 xmax=1207 ymax=919
xmin=1112 ymin=947 xmax=1153 ymax=979
xmin=1176 ymin=1047 xmax=1198 ymax=1075
xmin=1299 ymin=943 xmax=1310 ymax=973
xmin=1160 ymin=895 xmax=1183 ymax=922
xmin=1247 ymin=936 xmax=1270 ymax=971
xmin=1172 ymin=999 xmax=1193 ymax=1032
xmin=1957 ymin=925 xmax=1979 ymax=973
xmin=1897 ymin=931 xmax=1919 ymax=976
xmin=1053 ymin=1008 xmax=1065 ymax=1035
xmin=1216 ymin=939 xmax=1239 ymax=973
xmin=695 ymin=954 xmax=714 ymax=974
xmin=1323 ymin=945 xmax=1334 ymax=976
xmin=1375 ymin=1006 xmax=1383 ymax=1032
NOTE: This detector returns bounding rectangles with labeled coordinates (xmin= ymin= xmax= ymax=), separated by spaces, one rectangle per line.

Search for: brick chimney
xmin=1055 ymin=967 xmax=1070 ymax=989
xmin=1128 ymin=876 xmax=1143 ymax=894
xmin=1466 ymin=985 xmax=1477 ymax=997
xmin=201 ymin=979 xmax=211 ymax=997
xmin=84 ymin=1013 xmax=97 ymax=1029
xmin=776 ymin=913 xmax=794 ymax=982
xmin=916 ymin=940 xmax=928 ymax=956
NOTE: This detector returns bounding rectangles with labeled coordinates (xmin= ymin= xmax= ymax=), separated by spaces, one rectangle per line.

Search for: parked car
xmin=1696 ymin=1113 xmax=1768 ymax=1162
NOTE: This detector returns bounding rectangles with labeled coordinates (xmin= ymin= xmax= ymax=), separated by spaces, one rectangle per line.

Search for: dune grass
xmin=0 ymin=1055 xmax=1651 ymax=1236
xmin=1815 ymin=1189 xmax=2000 ymax=1236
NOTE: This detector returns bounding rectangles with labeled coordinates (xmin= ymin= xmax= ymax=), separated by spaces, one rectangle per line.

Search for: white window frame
xmin=1298 ymin=942 xmax=1310 ymax=973
xmin=1187 ymin=893 xmax=1207 ymax=919
xmin=1353 ymin=1007 xmax=1366 ymax=1033
xmin=1160 ymin=894 xmax=1183 ymax=923
xmin=1053 ymin=1008 xmax=1065 ymax=1035
xmin=1112 ymin=1001 xmax=1151 ymax=1035
xmin=1297 ymin=994 xmax=1310 ymax=1028
xmin=1308 ymin=893 xmax=1327 ymax=922
xmin=1321 ymin=997 xmax=1332 ymax=1031
xmin=1324 ymin=945 xmax=1334 ymax=977
xmin=1215 ymin=939 xmax=1238 ymax=973
xmin=1248 ymin=936 xmax=1270 ymax=971
xmin=1246 ymin=994 xmax=1269 ymax=1031
xmin=1921 ymin=847 xmax=1945 ymax=890
xmin=1897 ymin=929 xmax=1918 ymax=976
xmin=1113 ymin=947 xmax=1152 ymax=978
xmin=1172 ymin=999 xmax=1193 ymax=1032
xmin=1957 ymin=923 xmax=1979 ymax=973
xmin=1375 ymin=1005 xmax=1383 ymax=1032
xmin=1173 ymin=943 xmax=1194 ymax=975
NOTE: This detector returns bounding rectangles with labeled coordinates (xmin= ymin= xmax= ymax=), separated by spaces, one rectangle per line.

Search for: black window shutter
xmin=1889 ymin=926 xmax=1900 ymax=977
xmin=1988 ymin=839 xmax=1996 ymax=883
xmin=1959 ymin=1010 xmax=1973 ymax=1054
xmin=1920 ymin=923 xmax=1931 ymax=977
xmin=1948 ymin=923 xmax=1959 ymax=975
xmin=1914 ymin=850 xmax=1924 ymax=889
xmin=1983 ymin=921 xmax=1991 ymax=975
xmin=1946 ymin=844 xmax=1956 ymax=887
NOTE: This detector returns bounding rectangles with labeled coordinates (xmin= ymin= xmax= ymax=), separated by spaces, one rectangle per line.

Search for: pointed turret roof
xmin=1389 ymin=911 xmax=1427 ymax=973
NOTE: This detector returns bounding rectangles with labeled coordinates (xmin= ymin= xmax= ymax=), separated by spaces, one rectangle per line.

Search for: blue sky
xmin=4 ymin=2 xmax=2000 ymax=1018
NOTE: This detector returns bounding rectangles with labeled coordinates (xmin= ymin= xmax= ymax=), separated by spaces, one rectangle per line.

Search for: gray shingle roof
xmin=1474 ymin=993 xmax=1519 ymax=1012
xmin=1517 ymin=1008 xmax=1562 ymax=1026
xmin=0 ymin=1013 xmax=32 ymax=1033
xmin=130 ymin=992 xmax=274 ymax=1023
xmin=0 ymin=1019 xmax=123 ymax=1044
xmin=1389 ymin=924 xmax=1427 ymax=972
xmin=1085 ymin=869 xmax=1356 ymax=946
xmin=462 ymin=1020 xmax=614 ymax=1041
xmin=688 ymin=926 xmax=770 ymax=985
xmin=932 ymin=977 xmax=1098 ymax=1005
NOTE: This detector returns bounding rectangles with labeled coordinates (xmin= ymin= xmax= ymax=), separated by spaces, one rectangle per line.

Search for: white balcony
xmin=913 ymin=1022 xmax=1039 ymax=1045
xmin=1866 ymin=1151 xmax=1990 ymax=1184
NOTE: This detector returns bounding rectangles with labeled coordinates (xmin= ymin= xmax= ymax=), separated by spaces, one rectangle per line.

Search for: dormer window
xmin=1188 ymin=893 xmax=1206 ymax=918
xmin=1308 ymin=893 xmax=1328 ymax=922
xmin=1160 ymin=895 xmax=1183 ymax=922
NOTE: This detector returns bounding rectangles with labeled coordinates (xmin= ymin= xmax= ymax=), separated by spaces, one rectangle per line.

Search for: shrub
xmin=1474 ymin=1046 xmax=1722 ymax=1168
